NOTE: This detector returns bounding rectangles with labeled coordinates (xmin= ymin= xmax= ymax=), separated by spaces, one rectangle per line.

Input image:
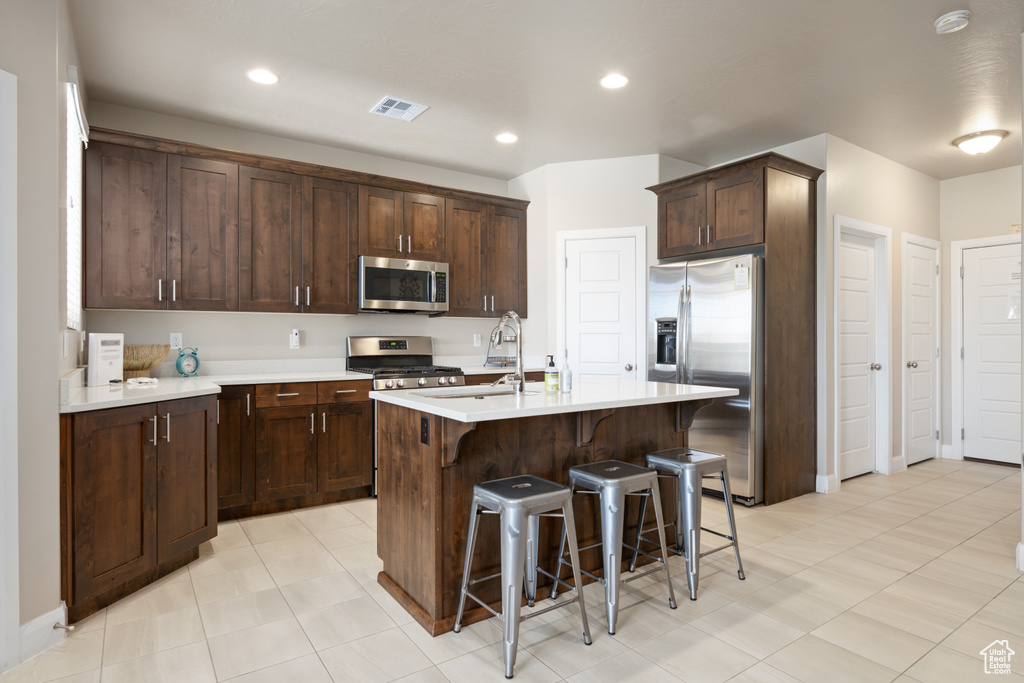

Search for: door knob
xmin=906 ymin=361 xmax=919 ymax=369
xmin=870 ymin=363 xmax=882 ymax=371
xmin=625 ymin=364 xmax=633 ymax=371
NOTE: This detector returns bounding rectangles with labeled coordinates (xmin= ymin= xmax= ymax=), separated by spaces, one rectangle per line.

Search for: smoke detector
xmin=370 ymin=96 xmax=428 ymax=122
xmin=935 ymin=10 xmax=970 ymax=34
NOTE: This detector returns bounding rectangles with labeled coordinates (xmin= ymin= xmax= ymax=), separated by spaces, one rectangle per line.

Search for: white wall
xmin=823 ymin=135 xmax=941 ymax=483
xmin=940 ymin=165 xmax=1023 ymax=448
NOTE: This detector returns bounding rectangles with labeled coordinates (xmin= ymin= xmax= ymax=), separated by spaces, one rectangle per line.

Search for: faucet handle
xmin=489 ymin=373 xmax=515 ymax=387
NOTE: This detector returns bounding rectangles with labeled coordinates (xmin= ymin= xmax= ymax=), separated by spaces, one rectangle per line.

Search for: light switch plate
xmin=473 ymin=333 xmax=482 ymax=347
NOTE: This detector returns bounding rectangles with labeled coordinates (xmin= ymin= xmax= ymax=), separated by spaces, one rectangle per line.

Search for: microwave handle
xmin=428 ymin=272 xmax=435 ymax=303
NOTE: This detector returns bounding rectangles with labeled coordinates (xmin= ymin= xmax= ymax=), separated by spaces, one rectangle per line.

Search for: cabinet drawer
xmin=318 ymin=380 xmax=372 ymax=404
xmin=255 ymin=382 xmax=318 ymax=408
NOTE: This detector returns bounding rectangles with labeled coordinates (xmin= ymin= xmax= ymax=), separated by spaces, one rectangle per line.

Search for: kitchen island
xmin=371 ymin=379 xmax=738 ymax=635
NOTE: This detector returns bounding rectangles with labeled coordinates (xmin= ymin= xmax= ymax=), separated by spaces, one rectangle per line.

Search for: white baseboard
xmin=1017 ymin=543 xmax=1024 ymax=572
xmin=19 ymin=603 xmax=65 ymax=664
xmin=816 ymin=473 xmax=839 ymax=494
xmin=941 ymin=444 xmax=959 ymax=460
xmin=888 ymin=454 xmax=907 ymax=475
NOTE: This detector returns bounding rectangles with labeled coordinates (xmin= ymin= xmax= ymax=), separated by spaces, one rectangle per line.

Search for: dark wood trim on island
xmin=374 ymin=391 xmax=727 ymax=636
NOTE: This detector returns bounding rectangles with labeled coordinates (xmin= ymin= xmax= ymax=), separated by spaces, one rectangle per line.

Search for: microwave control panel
xmin=434 ymin=273 xmax=446 ymax=303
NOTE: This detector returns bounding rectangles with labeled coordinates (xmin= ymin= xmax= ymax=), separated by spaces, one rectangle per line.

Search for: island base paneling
xmin=376 ymin=401 xmax=703 ymax=636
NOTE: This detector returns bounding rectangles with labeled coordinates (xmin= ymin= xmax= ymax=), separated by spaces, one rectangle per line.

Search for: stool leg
xmin=681 ymin=468 xmax=702 ymax=600
xmin=454 ymin=499 xmax=482 ymax=633
xmin=524 ymin=514 xmax=540 ymax=607
xmin=719 ymin=467 xmax=745 ymax=581
xmin=550 ymin=482 xmax=574 ymax=601
xmin=628 ymin=493 xmax=648 ymax=573
xmin=599 ymin=487 xmax=626 ymax=634
xmin=647 ymin=484 xmax=677 ymax=609
xmin=500 ymin=507 xmax=529 ymax=679
xmin=560 ymin=501 xmax=593 ymax=646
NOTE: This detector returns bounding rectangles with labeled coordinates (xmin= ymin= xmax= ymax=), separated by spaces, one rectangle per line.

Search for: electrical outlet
xmin=170 ymin=333 xmax=183 ymax=350
xmin=290 ymin=329 xmax=300 ymax=350
xmin=473 ymin=333 xmax=482 ymax=347
xmin=420 ymin=416 xmax=430 ymax=445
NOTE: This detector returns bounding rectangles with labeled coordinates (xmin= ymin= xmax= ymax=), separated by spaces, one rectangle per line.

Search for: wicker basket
xmin=123 ymin=344 xmax=171 ymax=379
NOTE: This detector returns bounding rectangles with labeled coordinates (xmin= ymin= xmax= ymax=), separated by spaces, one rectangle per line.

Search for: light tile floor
xmin=4 ymin=459 xmax=1024 ymax=682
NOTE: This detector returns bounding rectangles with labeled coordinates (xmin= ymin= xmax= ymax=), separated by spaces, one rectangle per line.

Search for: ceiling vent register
xmin=370 ymin=96 xmax=428 ymax=122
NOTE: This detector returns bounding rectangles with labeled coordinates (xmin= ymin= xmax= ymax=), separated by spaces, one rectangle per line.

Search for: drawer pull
xmin=277 ymin=392 xmax=301 ymax=397
xmin=335 ymin=389 xmax=357 ymax=394
xmin=310 ymin=412 xmax=315 ymax=434
xmin=151 ymin=415 xmax=158 ymax=445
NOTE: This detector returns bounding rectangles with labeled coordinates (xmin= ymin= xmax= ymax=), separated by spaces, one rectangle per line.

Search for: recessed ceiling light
xmin=935 ymin=10 xmax=970 ymax=34
xmin=600 ymin=73 xmax=629 ymax=89
xmin=952 ymin=130 xmax=1008 ymax=155
xmin=496 ymin=132 xmax=518 ymax=144
xmin=246 ymin=68 xmax=279 ymax=85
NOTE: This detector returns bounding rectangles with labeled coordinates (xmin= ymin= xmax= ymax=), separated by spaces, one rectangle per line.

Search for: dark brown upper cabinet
xmin=238 ymin=166 xmax=303 ymax=312
xmin=359 ymin=186 xmax=445 ymax=262
xmin=302 ymin=177 xmax=359 ymax=314
xmin=445 ymin=200 xmax=527 ymax=318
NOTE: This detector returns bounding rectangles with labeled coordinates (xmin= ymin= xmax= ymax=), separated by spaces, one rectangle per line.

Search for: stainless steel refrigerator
xmin=648 ymin=254 xmax=764 ymax=505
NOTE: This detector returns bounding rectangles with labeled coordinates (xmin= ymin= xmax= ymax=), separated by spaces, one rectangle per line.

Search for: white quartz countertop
xmin=370 ymin=379 xmax=738 ymax=422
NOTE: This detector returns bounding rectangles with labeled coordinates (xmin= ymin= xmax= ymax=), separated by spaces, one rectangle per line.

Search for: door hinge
xmin=936 ymin=264 xmax=939 ymax=275
xmin=961 ymin=428 xmax=965 ymax=440
xmin=565 ymin=256 xmax=568 ymax=269
xmin=936 ymin=347 xmax=940 ymax=358
xmin=936 ymin=429 xmax=939 ymax=440
xmin=960 ymin=347 xmax=964 ymax=359
xmin=960 ymin=266 xmax=964 ymax=278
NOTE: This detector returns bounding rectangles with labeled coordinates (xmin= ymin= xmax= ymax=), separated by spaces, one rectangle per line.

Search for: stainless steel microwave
xmin=358 ymin=256 xmax=449 ymax=313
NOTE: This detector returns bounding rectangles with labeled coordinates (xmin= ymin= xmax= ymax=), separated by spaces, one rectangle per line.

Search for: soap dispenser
xmin=544 ymin=354 xmax=558 ymax=392
xmin=559 ymin=356 xmax=572 ymax=393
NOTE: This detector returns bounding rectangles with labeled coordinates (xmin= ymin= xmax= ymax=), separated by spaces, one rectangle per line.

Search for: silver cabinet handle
xmin=907 ymin=361 xmax=919 ymax=368
xmin=483 ymin=295 xmax=487 ymax=312
xmin=697 ymin=228 xmax=701 ymax=246
xmin=322 ymin=412 xmax=326 ymax=433
xmin=310 ymin=412 xmax=315 ymax=434
xmin=172 ymin=279 xmax=177 ymax=302
xmin=157 ymin=279 xmax=163 ymax=301
xmin=277 ymin=392 xmax=300 ymax=397
xmin=625 ymin=364 xmax=633 ymax=371
xmin=151 ymin=415 xmax=158 ymax=445
xmin=246 ymin=393 xmax=250 ymax=416
xmin=707 ymin=225 xmax=712 ymax=243
xmin=491 ymin=295 xmax=494 ymax=311
xmin=407 ymin=235 xmax=411 ymax=253
xmin=335 ymin=389 xmax=357 ymax=394
xmin=295 ymin=286 xmax=300 ymax=306
xmin=306 ymin=286 xmax=310 ymax=306
xmin=398 ymin=234 xmax=403 ymax=253
xmin=216 ymin=400 xmax=220 ymax=425
xmin=870 ymin=363 xmax=882 ymax=371
xmin=164 ymin=413 xmax=171 ymax=442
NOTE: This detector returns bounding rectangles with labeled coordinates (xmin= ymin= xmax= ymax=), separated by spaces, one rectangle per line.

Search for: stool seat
xmin=475 ymin=475 xmax=573 ymax=508
xmin=567 ymin=460 xmax=658 ymax=488
xmin=645 ymin=447 xmax=728 ymax=475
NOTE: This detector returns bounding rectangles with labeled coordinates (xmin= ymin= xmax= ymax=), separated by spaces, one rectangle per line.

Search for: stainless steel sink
xmin=413 ymin=385 xmax=540 ymax=399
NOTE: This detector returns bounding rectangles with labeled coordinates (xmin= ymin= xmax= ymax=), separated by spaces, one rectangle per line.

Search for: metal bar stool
xmin=630 ymin=447 xmax=745 ymax=600
xmin=454 ymin=474 xmax=592 ymax=679
xmin=551 ymin=460 xmax=676 ymax=635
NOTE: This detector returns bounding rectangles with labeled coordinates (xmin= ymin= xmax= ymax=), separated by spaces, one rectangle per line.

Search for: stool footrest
xmin=699 ymin=541 xmax=739 ymax=559
xmin=463 ymin=591 xmax=502 ymax=619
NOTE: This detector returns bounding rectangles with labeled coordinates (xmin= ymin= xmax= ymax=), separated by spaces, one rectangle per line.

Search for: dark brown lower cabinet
xmin=255 ymin=405 xmax=318 ymax=501
xmin=216 ymin=385 xmax=255 ymax=508
xmin=319 ymin=401 xmax=373 ymax=492
xmin=61 ymin=395 xmax=217 ymax=623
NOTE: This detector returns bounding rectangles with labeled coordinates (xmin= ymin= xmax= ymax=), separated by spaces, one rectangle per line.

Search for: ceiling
xmin=68 ymin=0 xmax=1023 ymax=181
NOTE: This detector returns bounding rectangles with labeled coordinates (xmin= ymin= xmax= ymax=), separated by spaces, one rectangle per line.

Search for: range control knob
xmin=385 ymin=380 xmax=394 ymax=389
xmin=417 ymin=378 xmax=427 ymax=386
xmin=438 ymin=377 xmax=448 ymax=385
xmin=449 ymin=376 xmax=458 ymax=385
xmin=396 ymin=379 xmax=405 ymax=388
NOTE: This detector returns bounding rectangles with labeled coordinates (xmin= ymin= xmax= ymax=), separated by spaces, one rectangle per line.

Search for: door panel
xmin=658 ymin=182 xmax=705 ymax=258
xmin=303 ymin=177 xmax=358 ymax=313
xmin=404 ymin=193 xmax=445 ymax=261
xmin=488 ymin=206 xmax=526 ymax=316
xmin=566 ymin=237 xmax=637 ymax=380
xmin=255 ymin=405 xmax=318 ymax=501
xmin=319 ymin=402 xmax=373 ymax=492
xmin=904 ymin=240 xmax=939 ymax=464
xmin=445 ymin=199 xmax=487 ymax=317
xmin=963 ymin=244 xmax=1021 ymax=464
xmin=358 ymin=186 xmax=402 ymax=257
xmin=707 ymin=168 xmax=764 ymax=249
xmin=839 ymin=233 xmax=877 ymax=479
xmin=239 ymin=167 xmax=302 ymax=312
xmin=217 ymin=385 xmax=255 ymax=509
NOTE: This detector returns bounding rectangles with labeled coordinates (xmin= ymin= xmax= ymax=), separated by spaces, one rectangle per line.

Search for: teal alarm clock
xmin=176 ymin=347 xmax=200 ymax=377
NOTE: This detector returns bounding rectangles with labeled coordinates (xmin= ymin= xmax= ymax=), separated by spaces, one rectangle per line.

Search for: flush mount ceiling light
xmin=246 ymin=68 xmax=279 ymax=84
xmin=600 ymin=73 xmax=629 ymax=89
xmin=935 ymin=10 xmax=970 ymax=34
xmin=952 ymin=130 xmax=1008 ymax=155
xmin=495 ymin=132 xmax=518 ymax=144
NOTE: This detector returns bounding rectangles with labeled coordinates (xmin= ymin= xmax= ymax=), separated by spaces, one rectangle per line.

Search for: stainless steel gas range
xmin=347 ymin=336 xmax=465 ymax=495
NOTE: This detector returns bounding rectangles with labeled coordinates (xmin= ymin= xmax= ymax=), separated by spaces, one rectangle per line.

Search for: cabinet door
xmin=404 ymin=193 xmax=445 ymax=261
xmin=303 ymin=177 xmax=358 ymax=313
xmin=657 ymin=181 xmax=706 ymax=259
xmin=239 ymin=166 xmax=302 ymax=312
xmin=255 ymin=405 xmax=318 ymax=501
xmin=445 ymin=199 xmax=488 ymax=317
xmin=707 ymin=168 xmax=764 ymax=250
xmin=216 ymin=385 xmax=255 ymax=510
xmin=167 ymin=156 xmax=239 ymax=311
xmin=71 ymin=404 xmax=157 ymax=602
xmin=318 ymin=401 xmax=373 ymax=492
xmin=487 ymin=205 xmax=527 ymax=317
xmin=84 ymin=142 xmax=167 ymax=309
xmin=358 ymin=186 xmax=403 ymax=257
xmin=156 ymin=396 xmax=217 ymax=561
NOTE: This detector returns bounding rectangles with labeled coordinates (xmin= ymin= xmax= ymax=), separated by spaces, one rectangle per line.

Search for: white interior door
xmin=839 ymin=233 xmax=879 ymax=479
xmin=904 ymin=238 xmax=940 ymax=465
xmin=962 ymin=244 xmax=1022 ymax=464
xmin=565 ymin=236 xmax=638 ymax=380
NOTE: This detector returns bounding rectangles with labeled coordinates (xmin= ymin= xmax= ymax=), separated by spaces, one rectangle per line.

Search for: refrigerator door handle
xmin=679 ymin=284 xmax=691 ymax=384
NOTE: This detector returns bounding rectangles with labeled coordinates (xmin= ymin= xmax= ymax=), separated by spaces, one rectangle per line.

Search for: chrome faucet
xmin=489 ymin=310 xmax=525 ymax=393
